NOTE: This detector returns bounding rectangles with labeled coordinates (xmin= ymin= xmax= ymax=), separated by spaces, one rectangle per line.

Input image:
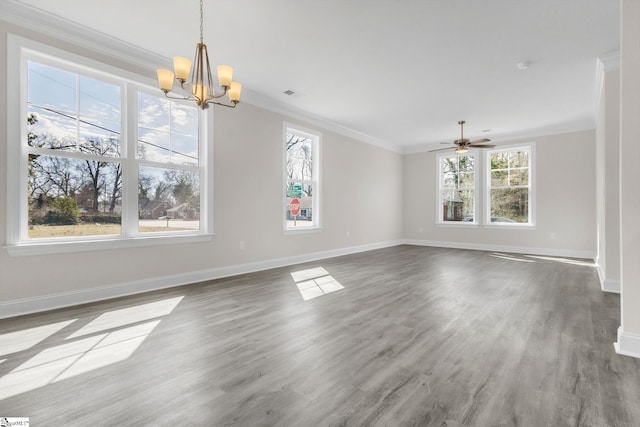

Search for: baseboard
xmin=603 ymin=279 xmax=621 ymax=293
xmin=0 ymin=239 xmax=403 ymax=319
xmin=0 ymin=238 xmax=597 ymax=319
xmin=403 ymin=239 xmax=595 ymax=260
xmin=596 ymin=265 xmax=621 ymax=293
xmin=614 ymin=327 xmax=640 ymax=359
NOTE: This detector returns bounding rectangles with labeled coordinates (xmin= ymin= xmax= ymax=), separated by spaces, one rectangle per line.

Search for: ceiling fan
xmin=430 ymin=120 xmax=495 ymax=154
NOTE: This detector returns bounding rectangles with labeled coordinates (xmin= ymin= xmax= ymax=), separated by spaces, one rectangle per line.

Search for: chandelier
xmin=156 ymin=0 xmax=241 ymax=109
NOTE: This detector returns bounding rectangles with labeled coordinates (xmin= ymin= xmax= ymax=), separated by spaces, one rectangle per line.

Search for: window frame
xmin=6 ymin=35 xmax=214 ymax=256
xmin=436 ymin=151 xmax=479 ymax=227
xmin=283 ymin=123 xmax=321 ymax=233
xmin=484 ymin=143 xmax=536 ymax=228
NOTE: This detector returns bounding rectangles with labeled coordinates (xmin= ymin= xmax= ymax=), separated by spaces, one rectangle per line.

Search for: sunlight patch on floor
xmin=0 ymin=295 xmax=184 ymax=401
xmin=524 ymin=255 xmax=595 ymax=267
xmin=0 ymin=321 xmax=160 ymax=400
xmin=490 ymin=253 xmax=536 ymax=263
xmin=490 ymin=252 xmax=595 ymax=267
xmin=0 ymin=319 xmax=77 ymax=356
xmin=291 ymin=267 xmax=344 ymax=301
xmin=67 ymin=296 xmax=183 ymax=339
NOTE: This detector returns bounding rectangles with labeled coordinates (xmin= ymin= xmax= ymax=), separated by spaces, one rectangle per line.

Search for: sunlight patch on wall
xmin=291 ymin=267 xmax=344 ymax=301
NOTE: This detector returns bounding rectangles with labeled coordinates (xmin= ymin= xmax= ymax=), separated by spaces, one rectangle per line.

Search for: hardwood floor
xmin=1 ymin=245 xmax=639 ymax=426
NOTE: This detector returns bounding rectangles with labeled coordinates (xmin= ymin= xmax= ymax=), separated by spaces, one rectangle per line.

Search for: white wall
xmin=0 ymin=19 xmax=403 ymax=315
xmin=616 ymin=0 xmax=640 ymax=358
xmin=403 ymin=130 xmax=597 ymax=258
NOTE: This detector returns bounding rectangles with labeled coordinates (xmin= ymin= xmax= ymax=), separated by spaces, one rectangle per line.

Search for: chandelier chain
xmin=199 ymin=0 xmax=204 ymax=43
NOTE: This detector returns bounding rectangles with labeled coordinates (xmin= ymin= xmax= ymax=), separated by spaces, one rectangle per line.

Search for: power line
xmin=28 ymin=102 xmax=198 ymax=161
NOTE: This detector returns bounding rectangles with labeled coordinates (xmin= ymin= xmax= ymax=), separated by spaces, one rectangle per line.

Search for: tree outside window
xmin=439 ymin=154 xmax=475 ymax=223
xmin=488 ymin=147 xmax=531 ymax=224
xmin=24 ymin=59 xmax=203 ymax=240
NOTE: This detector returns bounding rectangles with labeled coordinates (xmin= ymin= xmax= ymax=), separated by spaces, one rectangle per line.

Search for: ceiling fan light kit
xmin=430 ymin=120 xmax=495 ymax=153
xmin=156 ymin=0 xmax=241 ymax=109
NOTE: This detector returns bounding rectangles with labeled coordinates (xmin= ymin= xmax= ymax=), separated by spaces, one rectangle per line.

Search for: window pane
xmin=138 ymin=93 xmax=170 ymax=131
xmin=442 ymin=189 xmax=474 ymax=222
xmin=28 ymin=62 xmax=77 ymax=115
xmin=286 ymin=191 xmax=313 ymax=228
xmin=171 ymin=133 xmax=199 ymax=166
xmin=28 ymin=105 xmax=77 ymax=151
xmin=138 ymin=167 xmax=200 ymax=233
xmin=442 ymin=171 xmax=456 ymax=189
xmin=286 ymin=134 xmax=313 ymax=181
xmin=490 ymin=188 xmax=529 ymax=223
xmin=79 ymin=75 xmax=121 ymax=132
xmin=509 ymin=168 xmax=529 ymax=186
xmin=28 ymin=155 xmax=122 ymax=238
xmin=171 ymin=103 xmax=199 ymax=136
xmin=509 ymin=150 xmax=529 ymax=168
xmin=138 ymin=128 xmax=171 ymax=162
xmin=491 ymin=152 xmax=509 ymax=170
xmin=458 ymin=172 xmax=474 ymax=189
xmin=79 ymin=123 xmax=120 ymax=157
xmin=458 ymin=155 xmax=474 ymax=172
xmin=138 ymin=94 xmax=198 ymax=165
xmin=491 ymin=169 xmax=508 ymax=187
xmin=441 ymin=158 xmax=456 ymax=174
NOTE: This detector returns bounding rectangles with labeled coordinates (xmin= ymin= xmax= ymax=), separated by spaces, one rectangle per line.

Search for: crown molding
xmin=0 ymin=0 xmax=402 ymax=154
xmin=599 ymin=51 xmax=621 ymax=71
xmin=241 ymin=90 xmax=403 ymax=153
xmin=0 ymin=0 xmax=166 ymax=73
xmin=402 ymin=122 xmax=596 ymax=154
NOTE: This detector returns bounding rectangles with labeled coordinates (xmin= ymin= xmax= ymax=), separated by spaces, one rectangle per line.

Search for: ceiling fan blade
xmin=472 ymin=144 xmax=496 ymax=148
xmin=440 ymin=142 xmax=454 ymax=145
xmin=469 ymin=138 xmax=491 ymax=145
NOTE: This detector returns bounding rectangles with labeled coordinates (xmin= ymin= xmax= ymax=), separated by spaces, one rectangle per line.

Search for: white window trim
xmin=484 ymin=143 xmax=536 ymax=228
xmin=436 ymin=152 xmax=479 ymax=227
xmin=5 ymin=34 xmax=214 ymax=256
xmin=282 ymin=122 xmax=322 ymax=233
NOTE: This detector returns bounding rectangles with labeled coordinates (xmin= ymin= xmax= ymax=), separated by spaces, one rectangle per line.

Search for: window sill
xmin=483 ymin=223 xmax=535 ymax=230
xmin=4 ymin=233 xmax=214 ymax=257
xmin=436 ymin=222 xmax=480 ymax=228
xmin=283 ymin=227 xmax=322 ymax=235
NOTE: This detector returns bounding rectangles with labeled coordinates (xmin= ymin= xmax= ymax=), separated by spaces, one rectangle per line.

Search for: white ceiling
xmin=11 ymin=0 xmax=620 ymax=152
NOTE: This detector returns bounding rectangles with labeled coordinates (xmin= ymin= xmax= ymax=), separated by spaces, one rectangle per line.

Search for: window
xmin=438 ymin=154 xmax=476 ymax=223
xmin=137 ymin=93 xmax=201 ymax=234
xmin=7 ymin=37 xmax=211 ymax=253
xmin=284 ymin=125 xmax=320 ymax=230
xmin=487 ymin=146 xmax=533 ymax=225
xmin=26 ymin=61 xmax=124 ymax=238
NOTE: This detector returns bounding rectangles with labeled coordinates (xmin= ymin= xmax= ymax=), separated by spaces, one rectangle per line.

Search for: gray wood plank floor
xmin=1 ymin=245 xmax=640 ymax=426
